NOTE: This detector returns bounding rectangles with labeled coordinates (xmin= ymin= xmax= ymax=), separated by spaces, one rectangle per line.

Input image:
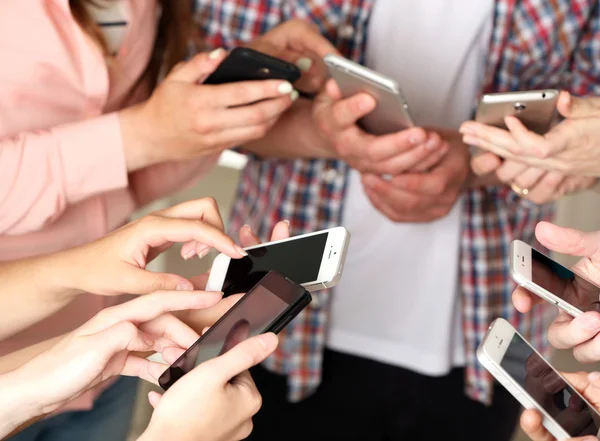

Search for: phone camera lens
xmin=514 ymin=102 xmax=526 ymax=113
xmin=542 ymin=93 xmax=546 ymax=98
xmin=257 ymin=67 xmax=271 ymax=78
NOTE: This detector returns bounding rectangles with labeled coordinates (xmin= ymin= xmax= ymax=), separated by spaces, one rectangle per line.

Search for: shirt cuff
xmin=53 ymin=113 xmax=129 ymax=204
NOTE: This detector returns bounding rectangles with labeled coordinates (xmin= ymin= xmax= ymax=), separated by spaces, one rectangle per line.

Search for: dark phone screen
xmin=500 ymin=334 xmax=600 ymax=437
xmin=531 ymin=249 xmax=600 ymax=310
xmin=160 ymin=285 xmax=289 ymax=388
xmin=222 ymin=233 xmax=328 ymax=296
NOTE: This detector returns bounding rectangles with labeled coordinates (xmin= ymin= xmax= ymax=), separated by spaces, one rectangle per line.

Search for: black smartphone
xmin=204 ymin=47 xmax=301 ymax=85
xmin=158 ymin=271 xmax=312 ymax=390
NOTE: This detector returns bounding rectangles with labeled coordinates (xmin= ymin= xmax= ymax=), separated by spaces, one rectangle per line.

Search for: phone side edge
xmin=205 ymin=253 xmax=231 ymax=291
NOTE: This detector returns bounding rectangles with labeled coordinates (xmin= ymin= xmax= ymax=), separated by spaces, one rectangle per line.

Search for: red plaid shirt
xmin=194 ymin=0 xmax=600 ymax=404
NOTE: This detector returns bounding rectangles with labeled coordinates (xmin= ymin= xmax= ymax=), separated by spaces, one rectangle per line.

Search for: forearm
xmin=0 ymin=369 xmax=40 ymax=439
xmin=0 ymin=254 xmax=78 ymax=340
xmin=243 ymin=99 xmax=335 ymax=159
xmin=0 ymin=337 xmax=63 ymax=375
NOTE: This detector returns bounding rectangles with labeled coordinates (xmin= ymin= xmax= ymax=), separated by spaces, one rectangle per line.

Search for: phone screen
xmin=222 ymin=232 xmax=329 ymax=295
xmin=531 ymin=249 xmax=600 ymax=310
xmin=501 ymin=333 xmax=600 ymax=437
xmin=159 ymin=284 xmax=290 ymax=389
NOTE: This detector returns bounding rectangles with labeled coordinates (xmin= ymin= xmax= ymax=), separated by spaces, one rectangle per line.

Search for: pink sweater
xmin=0 ymin=0 xmax=216 ymax=411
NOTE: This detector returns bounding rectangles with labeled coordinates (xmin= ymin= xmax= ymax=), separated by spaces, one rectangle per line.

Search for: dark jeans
xmin=246 ymin=349 xmax=520 ymax=441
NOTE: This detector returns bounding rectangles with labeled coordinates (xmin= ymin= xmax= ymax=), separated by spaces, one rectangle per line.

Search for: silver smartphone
xmin=510 ymin=240 xmax=600 ymax=317
xmin=478 ymin=318 xmax=600 ymax=440
xmin=475 ymin=89 xmax=559 ymax=134
xmin=206 ymin=227 xmax=351 ymax=296
xmin=324 ymin=54 xmax=414 ymax=135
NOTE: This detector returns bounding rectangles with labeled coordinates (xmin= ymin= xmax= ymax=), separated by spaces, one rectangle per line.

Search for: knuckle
xmin=151 ymin=274 xmax=169 ymax=292
xmin=248 ymin=388 xmax=263 ymax=415
xmin=200 ymin=197 xmax=218 ymax=211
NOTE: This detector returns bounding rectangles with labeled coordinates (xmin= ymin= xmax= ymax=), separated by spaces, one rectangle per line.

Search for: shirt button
xmin=323 ymin=168 xmax=339 ymax=183
xmin=338 ymin=25 xmax=355 ymax=39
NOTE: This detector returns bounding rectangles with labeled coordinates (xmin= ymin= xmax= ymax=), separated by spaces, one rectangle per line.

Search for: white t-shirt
xmin=327 ymin=0 xmax=493 ymax=376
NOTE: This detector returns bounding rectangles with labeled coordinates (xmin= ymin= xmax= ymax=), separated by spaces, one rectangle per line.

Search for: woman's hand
xmin=139 ymin=333 xmax=278 ymax=441
xmin=0 ymin=198 xmax=246 ymax=340
xmin=461 ymin=92 xmax=600 ymax=177
xmin=120 ymin=50 xmax=297 ymax=172
xmin=0 ymin=291 xmax=219 ymax=437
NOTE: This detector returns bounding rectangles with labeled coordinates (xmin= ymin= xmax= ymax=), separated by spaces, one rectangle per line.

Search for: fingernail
xmin=588 ymin=372 xmax=600 ymax=383
xmin=197 ymin=247 xmax=210 ymax=260
xmin=581 ymin=314 xmax=600 ymax=331
xmin=176 ymin=281 xmax=194 ymax=291
xmin=409 ymin=134 xmax=425 ymax=145
xmin=257 ymin=333 xmax=275 ymax=349
xmin=183 ymin=250 xmax=196 ymax=260
xmin=460 ymin=124 xmax=475 ymax=136
xmin=425 ymin=138 xmax=439 ymax=151
xmin=235 ymin=245 xmax=248 ymax=256
xmin=283 ymin=220 xmax=290 ymax=226
xmin=295 ymin=57 xmax=313 ymax=72
xmin=208 ymin=48 xmax=224 ymax=60
xmin=278 ymin=82 xmax=293 ymax=95
xmin=143 ymin=335 xmax=155 ymax=346
xmin=290 ymin=90 xmax=299 ymax=102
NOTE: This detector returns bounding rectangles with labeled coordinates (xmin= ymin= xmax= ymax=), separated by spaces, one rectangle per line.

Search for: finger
xmin=367 ymin=138 xmax=447 ymax=176
xmin=559 ymin=91 xmax=600 ymax=119
xmin=239 ymin=224 xmax=261 ymax=247
xmin=513 ymin=167 xmax=546 ymax=191
xmin=157 ymin=198 xmax=225 ymax=231
xmin=270 ymin=220 xmax=290 ymax=241
xmin=548 ymin=311 xmax=600 ymax=350
xmin=169 ymin=50 xmax=227 ymax=83
xmin=92 ymin=291 xmax=224 ymax=332
xmin=138 ymin=216 xmax=246 ymax=258
xmin=460 ymin=122 xmax=522 ymax=154
xmin=142 ymin=313 xmax=200 ymax=351
xmin=212 ymin=95 xmax=294 ymax=129
xmin=202 ymin=79 xmax=296 ymax=108
xmin=197 ymin=124 xmax=281 ymax=153
xmin=188 ymin=273 xmax=210 ymax=291
xmin=199 ymin=333 xmax=278 ymax=382
xmin=471 ymin=152 xmax=503 ymax=175
xmin=512 ymin=286 xmax=543 ymax=313
xmin=148 ymin=391 xmax=162 ymax=409
xmin=271 ymin=20 xmax=339 ymax=59
xmin=411 ymin=141 xmax=450 ymax=172
xmin=495 ymin=160 xmax=529 ymax=184
xmin=520 ymin=409 xmax=555 ymax=441
xmin=121 ymin=356 xmax=169 ymax=385
xmin=328 ymin=93 xmax=377 ymax=130
xmin=118 ymin=267 xmax=195 ymax=295
xmin=160 ymin=346 xmax=187 ymax=365
xmin=535 ymin=222 xmax=600 ymax=258
xmin=504 ymin=116 xmax=554 ymax=158
xmin=178 ymin=294 xmax=243 ymax=334
xmin=365 ymin=128 xmax=428 ymax=162
xmin=522 ymin=172 xmax=565 ymax=205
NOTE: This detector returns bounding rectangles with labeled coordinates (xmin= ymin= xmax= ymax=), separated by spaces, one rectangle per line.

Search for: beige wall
xmin=128 ymin=164 xmax=600 ymax=440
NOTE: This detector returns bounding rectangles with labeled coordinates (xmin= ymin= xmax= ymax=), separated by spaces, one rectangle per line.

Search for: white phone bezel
xmin=510 ymin=240 xmax=583 ymax=317
xmin=205 ymin=227 xmax=351 ymax=293
xmin=323 ymin=54 xmax=399 ymax=93
xmin=477 ymin=318 xmax=571 ymax=441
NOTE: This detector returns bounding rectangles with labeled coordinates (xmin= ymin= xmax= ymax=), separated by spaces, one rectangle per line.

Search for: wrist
xmin=119 ymin=104 xmax=160 ymax=172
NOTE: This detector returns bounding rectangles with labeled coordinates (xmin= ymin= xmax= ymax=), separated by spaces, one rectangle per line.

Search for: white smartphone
xmin=324 ymin=54 xmax=414 ymax=135
xmin=478 ymin=318 xmax=600 ymax=440
xmin=206 ymin=226 xmax=351 ymax=295
xmin=475 ymin=89 xmax=559 ymax=135
xmin=511 ymin=240 xmax=600 ymax=317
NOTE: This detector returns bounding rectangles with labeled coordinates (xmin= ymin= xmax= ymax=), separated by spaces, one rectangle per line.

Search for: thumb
xmin=535 ymin=222 xmax=600 ymax=259
xmin=202 ymin=333 xmax=278 ymax=382
xmin=558 ymin=91 xmax=600 ymax=119
xmin=124 ymin=267 xmax=194 ymax=295
xmin=168 ymin=49 xmax=227 ymax=83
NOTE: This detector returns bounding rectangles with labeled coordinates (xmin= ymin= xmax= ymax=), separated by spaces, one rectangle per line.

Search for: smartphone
xmin=158 ymin=271 xmax=311 ymax=390
xmin=206 ymin=226 xmax=350 ymax=296
xmin=511 ymin=240 xmax=600 ymax=317
xmin=204 ymin=47 xmax=301 ymax=85
xmin=324 ymin=54 xmax=414 ymax=135
xmin=475 ymin=89 xmax=559 ymax=135
xmin=478 ymin=318 xmax=600 ymax=440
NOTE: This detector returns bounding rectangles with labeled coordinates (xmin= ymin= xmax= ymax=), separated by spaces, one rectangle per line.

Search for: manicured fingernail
xmin=183 ymin=250 xmax=196 ymax=260
xmin=197 ymin=247 xmax=210 ymax=260
xmin=235 ymin=245 xmax=248 ymax=256
xmin=144 ymin=335 xmax=155 ymax=346
xmin=290 ymin=90 xmax=299 ymax=102
xmin=278 ymin=82 xmax=293 ymax=94
xmin=208 ymin=48 xmax=224 ymax=60
xmin=283 ymin=220 xmax=290 ymax=226
xmin=176 ymin=281 xmax=194 ymax=291
xmin=296 ymin=57 xmax=313 ymax=72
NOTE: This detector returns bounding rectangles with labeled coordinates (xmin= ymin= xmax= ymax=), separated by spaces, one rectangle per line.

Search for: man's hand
xmin=361 ymin=134 xmax=470 ymax=222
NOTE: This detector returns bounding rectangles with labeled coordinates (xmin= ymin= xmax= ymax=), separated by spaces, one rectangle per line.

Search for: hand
xmin=461 ymin=92 xmax=600 ymax=177
xmin=179 ymin=220 xmax=290 ymax=335
xmin=60 ymin=198 xmax=246 ymax=297
xmin=120 ymin=50 xmax=297 ymax=172
xmin=0 ymin=291 xmax=218 ymax=435
xmin=470 ymin=153 xmax=596 ymax=204
xmin=361 ymin=133 xmax=470 ymax=222
xmin=312 ymin=79 xmax=450 ymax=175
xmin=139 ymin=333 xmax=279 ymax=441
xmin=512 ymin=222 xmax=600 ymax=362
xmin=520 ymin=370 xmax=600 ymax=441
xmin=247 ymin=19 xmax=338 ymax=93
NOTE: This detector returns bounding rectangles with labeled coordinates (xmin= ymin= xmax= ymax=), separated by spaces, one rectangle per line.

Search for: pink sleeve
xmin=129 ymin=153 xmax=220 ymax=208
xmin=0 ymin=113 xmax=128 ymax=235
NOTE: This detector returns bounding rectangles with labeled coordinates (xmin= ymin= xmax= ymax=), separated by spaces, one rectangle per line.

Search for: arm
xmin=0 ymin=114 xmax=128 ymax=235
